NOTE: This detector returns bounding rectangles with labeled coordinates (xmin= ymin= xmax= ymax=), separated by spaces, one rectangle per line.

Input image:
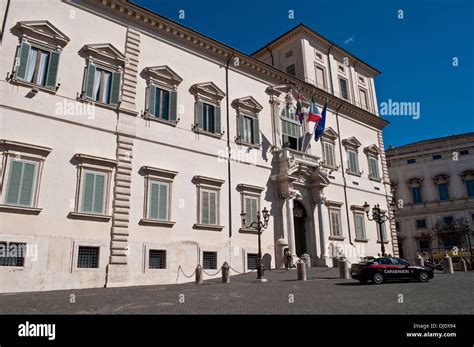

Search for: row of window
xmin=0 ymin=242 xmax=259 ymax=271
xmin=328 ymin=207 xmax=388 ymax=242
xmin=407 ymin=177 xmax=474 ymax=204
xmin=405 ymin=149 xmax=469 ymax=165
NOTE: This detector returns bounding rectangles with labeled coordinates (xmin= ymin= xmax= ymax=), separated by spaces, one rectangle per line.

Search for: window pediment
xmin=15 ymin=20 xmax=70 ymax=48
xmin=190 ymin=82 xmax=225 ymax=102
xmin=192 ymin=175 xmax=225 ymax=187
xmin=139 ymin=166 xmax=178 ymax=180
xmin=142 ymin=65 xmax=183 ymax=89
xmin=321 ymin=127 xmax=338 ymax=142
xmin=236 ymin=184 xmax=265 ymax=194
xmin=231 ymin=96 xmax=263 ymax=114
xmin=342 ymin=136 xmax=362 ymax=150
xmin=363 ymin=144 xmax=380 ymax=157
xmin=82 ymin=43 xmax=126 ymax=67
xmin=71 ymin=153 xmax=117 ymax=170
xmin=0 ymin=140 xmax=52 ymax=159
xmin=433 ymin=173 xmax=449 ymax=183
xmin=407 ymin=177 xmax=423 ymax=186
xmin=460 ymin=170 xmax=474 ymax=181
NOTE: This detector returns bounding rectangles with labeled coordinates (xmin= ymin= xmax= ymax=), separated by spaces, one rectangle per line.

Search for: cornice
xmin=80 ymin=0 xmax=388 ymax=130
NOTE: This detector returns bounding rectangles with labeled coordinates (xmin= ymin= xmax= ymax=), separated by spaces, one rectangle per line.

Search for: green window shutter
xmin=6 ymin=161 xmax=24 ymax=204
xmin=197 ymin=101 xmax=204 ymax=129
xmin=238 ymin=115 xmax=245 ymax=140
xmin=148 ymin=85 xmax=157 ymax=116
xmin=45 ymin=51 xmax=60 ymax=88
xmin=84 ymin=63 xmax=96 ymax=99
xmin=15 ymin=42 xmax=31 ymax=80
xmin=92 ymin=173 xmax=105 ymax=214
xmin=158 ymin=183 xmax=168 ymax=220
xmin=109 ymin=71 xmax=122 ymax=105
xmin=81 ymin=172 xmax=95 ymax=213
xmin=169 ymin=90 xmax=177 ymax=122
xmin=245 ymin=197 xmax=252 ymax=223
xmin=209 ymin=191 xmax=216 ymax=225
xmin=149 ymin=183 xmax=160 ymax=219
xmin=252 ymin=117 xmax=260 ymax=145
xmin=201 ymin=191 xmax=209 ymax=224
xmin=214 ymin=105 xmax=221 ymax=134
xmin=19 ymin=162 xmax=36 ymax=206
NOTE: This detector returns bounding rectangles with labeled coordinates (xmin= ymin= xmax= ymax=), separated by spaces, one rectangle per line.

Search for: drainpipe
xmin=326 ymin=45 xmax=335 ymax=95
xmin=334 ymin=102 xmax=354 ymax=248
xmin=225 ymin=51 xmax=235 ymax=244
xmin=0 ymin=0 xmax=11 ymax=43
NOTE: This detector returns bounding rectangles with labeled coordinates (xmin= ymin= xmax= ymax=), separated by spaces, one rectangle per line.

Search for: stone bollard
xmin=297 ymin=260 xmax=307 ymax=281
xmin=443 ymin=254 xmax=454 ymax=274
xmin=222 ymin=262 xmax=230 ymax=283
xmin=460 ymin=258 xmax=468 ymax=272
xmin=339 ymin=258 xmax=350 ymax=279
xmin=415 ymin=254 xmax=424 ymax=267
xmin=300 ymin=253 xmax=311 ymax=268
xmin=195 ymin=264 xmax=203 ymax=284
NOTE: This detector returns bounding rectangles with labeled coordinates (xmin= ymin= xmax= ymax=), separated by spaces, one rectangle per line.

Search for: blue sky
xmin=133 ymin=0 xmax=474 ymax=148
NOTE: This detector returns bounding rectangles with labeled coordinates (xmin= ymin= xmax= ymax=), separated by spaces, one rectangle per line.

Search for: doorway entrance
xmin=293 ymin=200 xmax=307 ymax=257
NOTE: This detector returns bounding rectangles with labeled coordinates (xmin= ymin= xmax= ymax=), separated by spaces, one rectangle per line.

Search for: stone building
xmin=0 ymin=0 xmax=395 ymax=292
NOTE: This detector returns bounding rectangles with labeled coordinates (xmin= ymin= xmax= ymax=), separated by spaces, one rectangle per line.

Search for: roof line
xmin=251 ymin=23 xmax=381 ymax=75
xmin=386 ymin=132 xmax=474 ymax=151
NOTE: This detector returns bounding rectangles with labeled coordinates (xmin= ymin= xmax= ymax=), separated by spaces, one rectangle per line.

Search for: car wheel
xmin=418 ymin=271 xmax=430 ymax=282
xmin=373 ymin=272 xmax=384 ymax=284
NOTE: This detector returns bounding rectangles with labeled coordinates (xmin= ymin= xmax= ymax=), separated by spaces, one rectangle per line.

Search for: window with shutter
xmin=81 ymin=170 xmax=107 ymax=214
xmin=323 ymin=142 xmax=336 ymax=167
xmin=84 ymin=66 xmax=121 ymax=105
xmin=329 ymin=210 xmax=342 ymax=237
xmin=347 ymin=150 xmax=359 ymax=174
xmin=354 ymin=213 xmax=366 ymax=239
xmin=369 ymin=157 xmax=379 ymax=179
xmin=201 ymin=189 xmax=218 ymax=225
xmin=244 ymin=196 xmax=258 ymax=225
xmin=5 ymin=160 xmax=37 ymax=207
xmin=201 ymin=103 xmax=216 ymax=133
xmin=378 ymin=222 xmax=387 ymax=241
xmin=148 ymin=181 xmax=169 ymax=221
xmin=280 ymin=107 xmax=301 ymax=151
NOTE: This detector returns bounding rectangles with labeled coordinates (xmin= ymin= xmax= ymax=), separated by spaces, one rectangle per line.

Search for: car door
xmin=379 ymin=258 xmax=397 ymax=279
xmin=391 ymin=258 xmax=411 ymax=279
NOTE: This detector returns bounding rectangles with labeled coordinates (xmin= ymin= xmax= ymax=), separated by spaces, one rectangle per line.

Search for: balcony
xmin=274 ymin=147 xmax=321 ymax=168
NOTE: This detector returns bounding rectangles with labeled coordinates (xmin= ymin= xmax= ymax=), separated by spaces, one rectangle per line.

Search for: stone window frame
xmin=460 ymin=170 xmax=474 ymax=198
xmin=432 ymin=173 xmax=451 ymax=201
xmin=79 ymin=43 xmax=126 ymax=110
xmin=406 ymin=177 xmax=424 ymax=205
xmin=139 ymin=166 xmax=177 ymax=227
xmin=314 ymin=62 xmax=328 ymax=91
xmin=0 ymin=237 xmax=35 ymax=272
xmin=326 ymin=200 xmax=344 ymax=240
xmin=351 ymin=205 xmax=368 ymax=242
xmin=363 ymin=144 xmax=382 ymax=182
xmin=232 ymin=96 xmax=263 ymax=149
xmin=142 ymin=243 xmax=170 ymax=273
xmin=192 ymin=175 xmax=225 ymax=231
xmin=0 ymin=140 xmax=51 ymax=215
xmin=190 ymin=82 xmax=225 ymax=138
xmin=9 ymin=20 xmax=69 ymax=93
xmin=321 ymin=127 xmax=339 ymax=169
xmin=71 ymin=239 xmax=108 ymax=273
xmin=236 ymin=184 xmax=265 ymax=233
xmin=142 ymin=65 xmax=183 ymax=126
xmin=342 ymin=137 xmax=362 ymax=176
xmin=68 ymin=153 xmax=116 ymax=222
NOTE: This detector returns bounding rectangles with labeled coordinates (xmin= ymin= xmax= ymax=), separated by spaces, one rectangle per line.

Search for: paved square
xmin=0 ymin=269 xmax=472 ymax=314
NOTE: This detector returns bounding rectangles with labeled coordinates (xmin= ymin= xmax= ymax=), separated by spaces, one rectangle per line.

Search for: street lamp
xmin=240 ymin=207 xmax=270 ymax=280
xmin=363 ymin=202 xmax=395 ymax=256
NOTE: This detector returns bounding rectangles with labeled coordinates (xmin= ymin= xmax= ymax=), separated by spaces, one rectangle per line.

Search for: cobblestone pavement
xmin=0 ymin=269 xmax=472 ymax=314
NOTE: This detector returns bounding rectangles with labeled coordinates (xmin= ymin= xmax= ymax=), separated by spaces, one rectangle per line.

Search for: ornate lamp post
xmin=363 ymin=202 xmax=395 ymax=256
xmin=240 ymin=207 xmax=270 ymax=280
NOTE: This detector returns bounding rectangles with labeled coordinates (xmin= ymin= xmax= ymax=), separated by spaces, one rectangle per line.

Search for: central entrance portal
xmin=293 ymin=200 xmax=307 ymax=257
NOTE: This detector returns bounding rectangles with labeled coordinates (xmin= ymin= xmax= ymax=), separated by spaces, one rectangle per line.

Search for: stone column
xmin=286 ymin=196 xmax=296 ymax=255
xmin=316 ymin=197 xmax=332 ymax=267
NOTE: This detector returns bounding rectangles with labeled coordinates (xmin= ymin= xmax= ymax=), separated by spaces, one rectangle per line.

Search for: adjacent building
xmin=0 ymin=0 xmax=395 ymax=292
xmin=386 ymin=133 xmax=474 ymax=262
